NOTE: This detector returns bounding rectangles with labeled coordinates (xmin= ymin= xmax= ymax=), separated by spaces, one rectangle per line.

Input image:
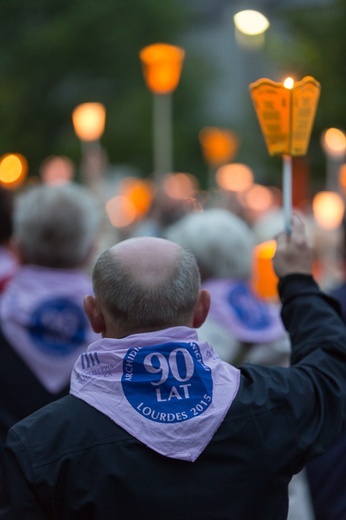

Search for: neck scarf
xmin=0 ymin=265 xmax=99 ymax=393
xmin=202 ymin=279 xmax=285 ymax=343
xmin=70 ymin=327 xmax=240 ymax=462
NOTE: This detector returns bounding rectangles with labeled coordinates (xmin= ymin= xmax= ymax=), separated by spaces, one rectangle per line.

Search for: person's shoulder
xmin=11 ymin=395 xmax=105 ymax=434
xmin=8 ymin=395 xmax=132 ymax=466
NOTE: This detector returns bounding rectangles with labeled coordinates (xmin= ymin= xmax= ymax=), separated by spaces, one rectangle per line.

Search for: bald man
xmin=1 ymin=216 xmax=346 ymax=520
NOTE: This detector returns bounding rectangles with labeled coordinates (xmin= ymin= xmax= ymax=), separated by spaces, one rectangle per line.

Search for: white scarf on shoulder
xmin=0 ymin=265 xmax=99 ymax=393
xmin=70 ymin=327 xmax=240 ymax=462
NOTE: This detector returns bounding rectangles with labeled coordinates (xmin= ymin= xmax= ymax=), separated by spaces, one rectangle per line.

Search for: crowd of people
xmin=0 ymin=178 xmax=345 ymax=519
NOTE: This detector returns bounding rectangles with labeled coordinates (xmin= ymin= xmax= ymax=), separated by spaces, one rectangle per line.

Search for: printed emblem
xmin=29 ymin=298 xmax=87 ymax=356
xmin=227 ymin=283 xmax=271 ymax=330
xmin=122 ymin=342 xmax=213 ymax=423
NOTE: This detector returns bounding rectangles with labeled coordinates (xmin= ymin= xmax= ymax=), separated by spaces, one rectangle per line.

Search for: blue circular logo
xmin=29 ymin=298 xmax=88 ymax=356
xmin=227 ymin=283 xmax=272 ymax=330
xmin=122 ymin=342 xmax=213 ymax=423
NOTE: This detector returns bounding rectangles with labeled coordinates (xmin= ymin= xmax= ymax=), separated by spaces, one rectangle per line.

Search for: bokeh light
xmin=139 ymin=43 xmax=185 ymax=95
xmin=117 ymin=177 xmax=156 ymax=218
xmin=233 ymin=10 xmax=270 ymax=36
xmin=0 ymin=153 xmax=28 ymax=189
xmin=251 ymin=240 xmax=278 ymax=300
xmin=312 ymin=191 xmax=345 ymax=230
xmin=339 ymin=163 xmax=346 ymax=193
xmin=216 ymin=163 xmax=254 ymax=192
xmin=40 ymin=156 xmax=75 ymax=185
xmin=105 ymin=196 xmax=137 ymax=228
xmin=162 ymin=172 xmax=199 ymax=200
xmin=321 ymin=128 xmax=346 ymax=159
xmin=199 ymin=127 xmax=239 ymax=168
xmin=72 ymin=102 xmax=106 ymax=142
xmin=242 ymin=184 xmax=275 ymax=217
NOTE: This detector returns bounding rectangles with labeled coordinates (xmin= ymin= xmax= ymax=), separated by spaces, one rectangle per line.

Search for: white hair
xmin=252 ymin=208 xmax=285 ymax=244
xmin=14 ymin=183 xmax=101 ymax=268
xmin=165 ymin=208 xmax=255 ymax=280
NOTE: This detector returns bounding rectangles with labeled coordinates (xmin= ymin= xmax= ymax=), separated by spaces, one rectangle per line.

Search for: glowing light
xmin=283 ymin=77 xmax=294 ymax=89
xmin=234 ymin=10 xmax=270 ymax=36
xmin=105 ymin=196 xmax=137 ymax=228
xmin=312 ymin=191 xmax=345 ymax=230
xmin=118 ymin=178 xmax=156 ymax=217
xmin=40 ymin=156 xmax=75 ymax=185
xmin=139 ymin=43 xmax=185 ymax=95
xmin=251 ymin=240 xmax=278 ymax=300
xmin=249 ymin=76 xmax=321 ymax=156
xmin=199 ymin=127 xmax=239 ymax=167
xmin=162 ymin=173 xmax=199 ymax=200
xmin=72 ymin=102 xmax=106 ymax=142
xmin=321 ymin=128 xmax=346 ymax=159
xmin=339 ymin=164 xmax=346 ymax=192
xmin=243 ymin=184 xmax=275 ymax=213
xmin=216 ymin=163 xmax=254 ymax=192
xmin=0 ymin=153 xmax=28 ymax=188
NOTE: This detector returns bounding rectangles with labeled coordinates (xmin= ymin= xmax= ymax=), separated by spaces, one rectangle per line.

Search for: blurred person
xmin=0 ymin=186 xmax=18 ymax=294
xmin=324 ymin=214 xmax=346 ymax=318
xmin=165 ymin=208 xmax=290 ymax=366
xmin=165 ymin=208 xmax=314 ymax=520
xmin=132 ymin=186 xmax=190 ymax=238
xmin=0 ymin=216 xmax=346 ymax=518
xmin=305 ymin=215 xmax=346 ymax=520
xmin=0 ymin=183 xmax=101 ymax=450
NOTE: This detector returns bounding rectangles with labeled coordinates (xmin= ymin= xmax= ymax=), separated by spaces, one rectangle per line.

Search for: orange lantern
xmin=72 ymin=102 xmax=106 ymax=142
xmin=249 ymin=76 xmax=321 ymax=157
xmin=139 ymin=43 xmax=185 ymax=95
xmin=250 ymin=75 xmax=321 ymax=234
xmin=251 ymin=240 xmax=278 ymax=300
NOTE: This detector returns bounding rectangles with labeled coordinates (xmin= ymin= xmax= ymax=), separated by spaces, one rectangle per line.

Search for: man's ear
xmin=192 ymin=289 xmax=210 ymax=329
xmin=83 ymin=295 xmax=105 ymax=334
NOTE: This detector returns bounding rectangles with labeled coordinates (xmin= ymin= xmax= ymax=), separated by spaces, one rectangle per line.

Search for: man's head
xmin=165 ymin=208 xmax=255 ymax=281
xmin=84 ymin=237 xmax=210 ymax=338
xmin=13 ymin=183 xmax=101 ymax=268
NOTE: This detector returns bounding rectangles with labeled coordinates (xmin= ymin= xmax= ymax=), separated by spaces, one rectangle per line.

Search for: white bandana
xmin=203 ymin=278 xmax=285 ymax=343
xmin=0 ymin=265 xmax=99 ymax=393
xmin=70 ymin=327 xmax=240 ymax=462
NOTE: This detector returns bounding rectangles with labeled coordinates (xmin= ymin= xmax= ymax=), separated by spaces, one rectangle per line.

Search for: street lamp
xmin=140 ymin=43 xmax=185 ymax=183
xmin=72 ymin=102 xmax=107 ymax=189
xmin=320 ymin=128 xmax=346 ymax=191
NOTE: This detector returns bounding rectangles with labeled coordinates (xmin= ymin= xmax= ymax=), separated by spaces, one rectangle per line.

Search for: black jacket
xmin=1 ymin=274 xmax=346 ymax=520
xmin=0 ymin=328 xmax=69 ymax=453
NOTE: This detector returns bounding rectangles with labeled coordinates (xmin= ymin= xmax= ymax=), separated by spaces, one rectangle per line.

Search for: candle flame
xmin=283 ymin=77 xmax=294 ymax=89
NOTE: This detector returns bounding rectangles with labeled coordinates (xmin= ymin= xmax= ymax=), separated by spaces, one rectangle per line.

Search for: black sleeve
xmin=278 ymin=274 xmax=345 ymax=364
xmin=277 ymin=274 xmax=346 ymax=460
